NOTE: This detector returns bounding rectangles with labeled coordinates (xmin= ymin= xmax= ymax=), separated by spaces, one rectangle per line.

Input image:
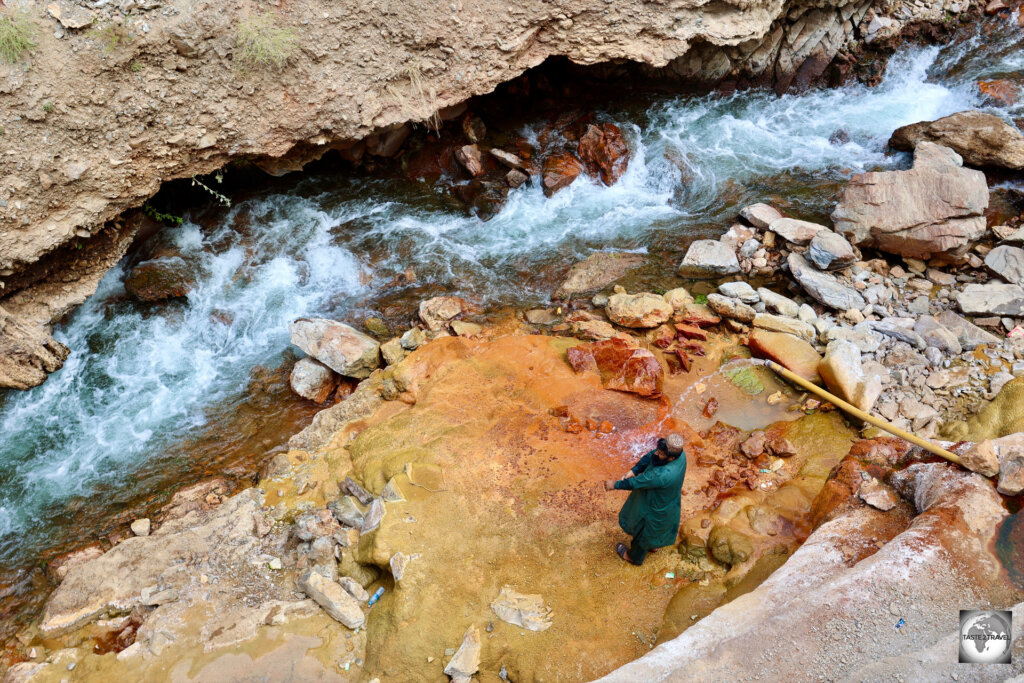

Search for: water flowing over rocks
xmin=832 ymin=142 xmax=989 ymax=259
xmin=890 ymin=109 xmax=1024 ymax=169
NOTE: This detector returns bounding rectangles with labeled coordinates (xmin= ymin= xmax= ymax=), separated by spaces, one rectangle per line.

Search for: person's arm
xmin=614 ymin=465 xmax=670 ymax=490
xmin=631 ymin=450 xmax=655 ymax=475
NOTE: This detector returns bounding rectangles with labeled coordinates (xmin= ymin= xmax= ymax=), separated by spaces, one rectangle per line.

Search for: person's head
xmin=655 ymin=433 xmax=685 ymax=461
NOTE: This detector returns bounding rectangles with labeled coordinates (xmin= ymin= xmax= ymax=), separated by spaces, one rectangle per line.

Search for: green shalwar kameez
xmin=613 ymin=448 xmax=687 ymax=565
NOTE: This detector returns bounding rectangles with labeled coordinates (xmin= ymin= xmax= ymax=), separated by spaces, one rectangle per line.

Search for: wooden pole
xmin=762 ymin=359 xmax=964 ymax=468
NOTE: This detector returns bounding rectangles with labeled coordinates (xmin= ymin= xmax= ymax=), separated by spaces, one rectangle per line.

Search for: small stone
xmin=956 ymin=283 xmax=1024 ymax=316
xmin=997 ymin=447 xmax=1024 ymax=495
xmin=400 ymin=327 xmax=427 ymax=350
xmin=739 ymin=203 xmax=783 ymax=229
xmin=718 ymin=281 xmax=759 ymax=303
xmin=768 ymin=217 xmax=826 ymax=245
xmin=678 ymin=241 xmax=740 ymax=279
xmin=290 ymin=319 xmax=381 ymax=379
xmin=490 ymin=586 xmax=553 ymax=631
xmin=962 ymin=440 xmax=1000 ymax=477
xmin=330 ymin=496 xmax=365 ymax=529
xmin=455 ymin=144 xmax=485 ymax=177
xmin=298 ymin=571 xmax=364 ymax=629
xmin=663 ymin=288 xmax=694 ymax=311
xmin=290 ymin=357 xmax=338 ymax=402
xmin=751 ymin=313 xmax=815 ymax=342
xmin=451 ymin=320 xmax=483 ymax=337
xmin=381 ymin=338 xmax=405 ymax=366
xmin=506 ymin=169 xmax=529 ymax=188
xmin=757 ymin=288 xmax=799 ymax=317
xmin=338 ymin=576 xmax=370 ymax=602
xmin=807 ymin=231 xmax=857 ymax=270
xmin=985 ymin=245 xmax=1024 ymax=285
xmin=858 ymin=478 xmax=899 ymax=511
xmin=130 ymin=519 xmax=151 ymax=537
xmin=419 ymin=297 xmax=467 ymax=331
xmin=390 ymin=552 xmax=409 ymax=581
xmin=706 ymin=294 xmax=755 ymax=323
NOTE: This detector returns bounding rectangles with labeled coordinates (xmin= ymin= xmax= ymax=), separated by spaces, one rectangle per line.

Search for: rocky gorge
xmin=3 ymin=0 xmax=1024 ymax=681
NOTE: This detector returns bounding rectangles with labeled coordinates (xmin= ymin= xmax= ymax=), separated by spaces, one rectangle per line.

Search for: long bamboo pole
xmin=762 ymin=359 xmax=964 ymax=468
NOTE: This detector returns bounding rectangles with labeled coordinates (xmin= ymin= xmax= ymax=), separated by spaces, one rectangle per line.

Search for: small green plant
xmin=42 ymin=101 xmax=54 ymax=113
xmin=90 ymin=21 xmax=133 ymax=54
xmin=694 ymin=293 xmax=708 ymax=305
xmin=191 ymin=174 xmax=231 ymax=207
xmin=0 ymin=9 xmax=37 ymax=64
xmin=234 ymin=13 xmax=298 ymax=71
xmin=129 ymin=60 xmax=143 ymax=72
xmin=143 ymin=203 xmax=184 ymax=225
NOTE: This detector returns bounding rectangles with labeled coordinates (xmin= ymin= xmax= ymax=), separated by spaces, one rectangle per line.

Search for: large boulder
xmin=678 ymin=240 xmax=740 ymax=279
xmin=787 ymin=253 xmax=865 ymax=311
xmin=956 ymin=283 xmax=1024 ymax=316
xmin=984 ymin=244 xmax=1024 ymax=285
xmin=747 ymin=328 xmax=822 ymax=384
xmin=818 ymin=339 xmax=882 ymax=412
xmin=831 ymin=142 xmax=988 ymax=259
xmin=577 ymin=123 xmax=630 ymax=185
xmin=605 ymin=292 xmax=673 ymax=328
xmin=889 ymin=110 xmax=1024 ymax=170
xmin=289 ymin=319 xmax=381 ymax=379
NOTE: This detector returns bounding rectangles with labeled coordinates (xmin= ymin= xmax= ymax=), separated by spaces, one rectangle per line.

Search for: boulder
xmin=806 ymin=230 xmax=856 ymax=270
xmin=984 ymin=244 xmax=1024 ymax=285
xmin=956 ymin=283 xmax=1024 ymax=316
xmin=768 ymin=217 xmax=825 ymax=245
xmin=751 ymin=313 xmax=815 ymax=342
xmin=577 ymin=123 xmax=630 ymax=185
xmin=889 ymin=110 xmax=1024 ymax=170
xmin=912 ymin=317 xmax=962 ymax=356
xmin=818 ymin=339 xmax=882 ymax=412
xmin=566 ymin=338 xmax=663 ymax=397
xmin=756 ymin=288 xmax=799 ymax=317
xmin=289 ymin=319 xmax=381 ymax=379
xmin=541 ymin=153 xmax=583 ymax=196
xmin=678 ymin=240 xmax=740 ymax=279
xmin=419 ymin=296 xmax=466 ymax=330
xmin=0 ymin=306 xmax=70 ymax=390
xmin=747 ymin=329 xmax=822 ymax=384
xmin=289 ymin=357 xmax=337 ymax=402
xmin=997 ymin=448 xmax=1024 ymax=495
xmin=787 ymin=253 xmax=865 ymax=311
xmin=739 ymin=203 xmax=783 ymax=229
xmin=934 ymin=310 xmax=1000 ymax=349
xmin=706 ymin=294 xmax=755 ymax=323
xmin=831 ymin=143 xmax=988 ymax=259
xmin=454 ymin=144 xmax=485 ymax=177
xmin=297 ymin=571 xmax=364 ymax=629
xmin=124 ymin=256 xmax=193 ymax=302
xmin=717 ymin=281 xmax=758 ymax=303
xmin=961 ymin=440 xmax=999 ymax=478
xmin=555 ymin=252 xmax=644 ymax=298
xmin=605 ymin=292 xmax=673 ymax=328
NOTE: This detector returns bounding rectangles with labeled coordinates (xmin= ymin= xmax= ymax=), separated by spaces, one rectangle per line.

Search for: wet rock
xmin=832 ymin=143 xmax=988 ymax=259
xmin=739 ymin=203 xmax=782 ymax=229
xmin=451 ymin=321 xmax=482 ymax=337
xmin=605 ymin=292 xmax=673 ymax=328
xmin=124 ymin=257 xmax=193 ymax=302
xmin=912 ymin=317 xmax=962 ymax=356
xmin=566 ymin=338 xmax=663 ymax=396
xmin=706 ymin=294 xmax=755 ymax=323
xmin=707 ymin=526 xmax=753 ymax=566
xmin=381 ymin=338 xmax=405 ymax=366
xmin=297 ymin=570 xmax=364 ymax=629
xmin=756 ymin=288 xmax=799 ymax=317
xmin=978 ymin=79 xmax=1018 ymax=106
xmin=956 ymin=283 xmax=1024 ymax=316
xmin=491 ymin=586 xmax=553 ymax=631
xmin=419 ymin=296 xmax=466 ymax=331
xmin=571 ymin=319 xmax=632 ymax=342
xmin=751 ymin=313 xmax=815 ymax=343
xmin=506 ymin=168 xmax=529 ymax=188
xmin=997 ymin=448 xmax=1024 ymax=495
xmin=444 ymin=626 xmax=481 ymax=680
xmin=934 ymin=310 xmax=1000 ymax=349
xmin=289 ymin=357 xmax=337 ymax=402
xmin=962 ymin=440 xmax=1000 ymax=478
xmin=858 ymin=478 xmax=899 ymax=511
xmin=678 ymin=240 xmax=740 ymax=278
xmin=787 ymin=253 xmax=865 ymax=311
xmin=555 ymin=252 xmax=644 ymax=298
xmin=679 ymin=303 xmax=721 ymax=327
xmin=740 ymin=430 xmax=767 ymax=458
xmin=985 ymin=244 xmax=1024 ymax=285
xmin=664 ymin=287 xmax=694 ymax=311
xmin=541 ymin=153 xmax=584 ymax=196
xmin=130 ymin=519 xmax=151 ymax=537
xmin=768 ymin=217 xmax=825 ymax=245
xmin=577 ymin=123 xmax=630 ymax=185
xmin=747 ymin=328 xmax=821 ymax=383
xmin=455 ymin=144 xmax=485 ymax=177
xmin=718 ymin=281 xmax=758 ymax=303
xmin=47 ymin=544 xmax=105 ymax=583
xmin=807 ymin=230 xmax=856 ymax=270
xmin=451 ymin=179 xmax=509 ymax=220
xmin=489 ymin=148 xmax=525 ymax=171
xmin=818 ymin=339 xmax=882 ymax=412
xmin=289 ymin=319 xmax=381 ymax=379
xmin=0 ymin=306 xmax=70 ymax=390
xmin=889 ymin=110 xmax=1024 ymax=170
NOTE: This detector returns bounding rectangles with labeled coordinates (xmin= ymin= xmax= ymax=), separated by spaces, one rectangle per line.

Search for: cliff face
xmin=0 ymin=0 xmax=962 ymax=388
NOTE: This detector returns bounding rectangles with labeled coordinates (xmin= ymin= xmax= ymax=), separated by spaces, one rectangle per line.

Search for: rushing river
xmin=1 ymin=15 xmax=1022 ymax=617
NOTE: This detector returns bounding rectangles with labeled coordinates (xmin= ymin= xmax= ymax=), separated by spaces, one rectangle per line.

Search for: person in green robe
xmin=604 ymin=433 xmax=687 ymax=565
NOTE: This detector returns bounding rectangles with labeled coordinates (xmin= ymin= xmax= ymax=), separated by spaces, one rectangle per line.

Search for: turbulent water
xmin=0 ymin=18 xmax=1021 ymax=577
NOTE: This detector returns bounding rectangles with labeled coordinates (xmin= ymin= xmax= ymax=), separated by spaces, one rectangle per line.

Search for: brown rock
xmin=418 ymin=296 xmax=466 ymax=331
xmin=124 ymin=257 xmax=193 ymax=302
xmin=506 ymin=169 xmax=529 ymax=188
xmin=566 ymin=338 xmax=663 ymax=397
xmin=679 ymin=303 xmax=721 ymax=327
xmin=577 ymin=123 xmax=630 ymax=186
xmin=455 ymin=144 xmax=485 ymax=177
xmin=978 ymin=79 xmax=1018 ymax=106
xmin=997 ymin=447 xmax=1024 ymax=495
xmin=961 ymin=440 xmax=1000 ymax=478
xmin=490 ymin=148 xmax=526 ymax=171
xmin=741 ymin=431 xmax=766 ymax=458
xmin=889 ymin=110 xmax=1024 ymax=170
xmin=0 ymin=306 xmax=70 ymax=390
xmin=747 ymin=328 xmax=822 ymax=384
xmin=832 ymin=143 xmax=988 ymax=259
xmin=606 ymin=292 xmax=673 ymax=328
xmin=290 ymin=357 xmax=338 ymax=403
xmin=541 ymin=153 xmax=584 ymax=197
xmin=555 ymin=252 xmax=644 ymax=298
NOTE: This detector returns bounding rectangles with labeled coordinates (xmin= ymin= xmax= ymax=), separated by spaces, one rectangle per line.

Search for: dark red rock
xmin=703 ymin=397 xmax=719 ymax=418
xmin=566 ymin=338 xmax=663 ymax=397
xmin=577 ymin=123 xmax=631 ymax=186
xmin=124 ymin=256 xmax=193 ymax=302
xmin=674 ymin=323 xmax=707 ymax=341
xmin=541 ymin=153 xmax=584 ymax=197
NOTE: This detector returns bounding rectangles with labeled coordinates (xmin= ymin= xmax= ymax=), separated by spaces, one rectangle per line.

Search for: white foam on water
xmin=0 ymin=19 xmax=1017 ymax=562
